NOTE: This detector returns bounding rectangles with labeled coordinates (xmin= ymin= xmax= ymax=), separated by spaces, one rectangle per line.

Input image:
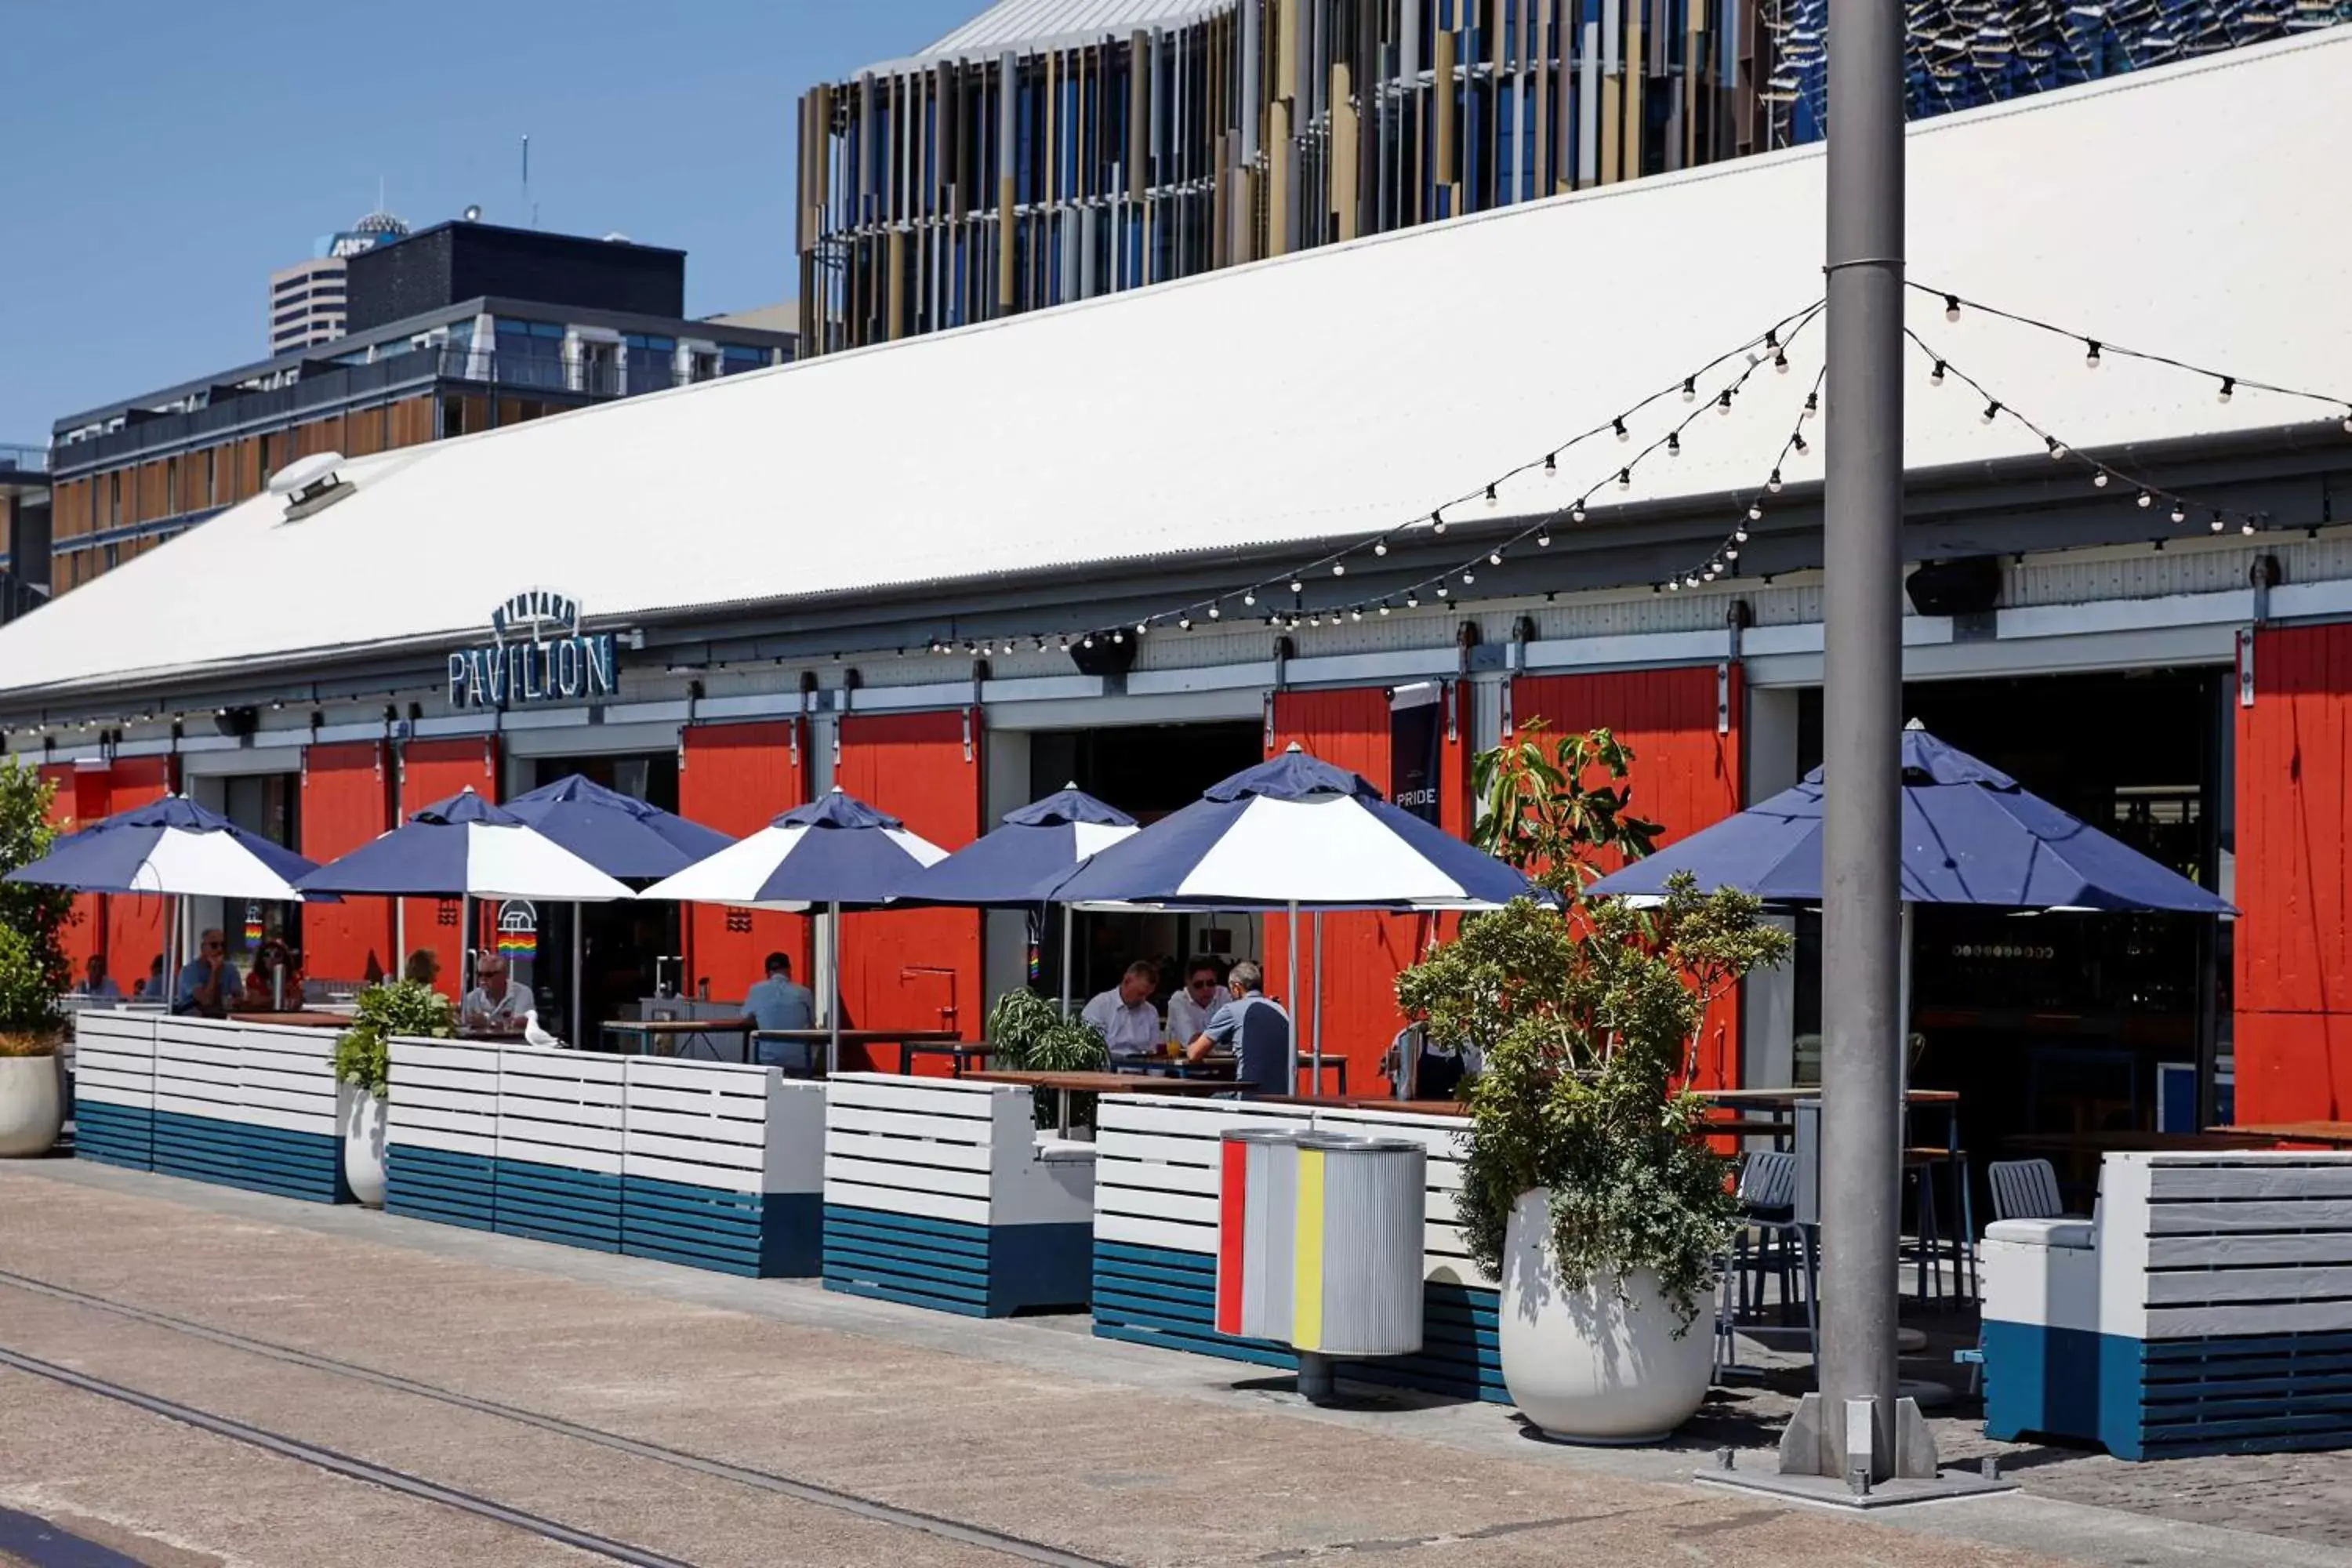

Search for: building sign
xmin=1388 ymin=682 xmax=1445 ymax=825
xmin=447 ymin=588 xmax=619 ymax=710
xmin=495 ymin=900 xmax=539 ymax=960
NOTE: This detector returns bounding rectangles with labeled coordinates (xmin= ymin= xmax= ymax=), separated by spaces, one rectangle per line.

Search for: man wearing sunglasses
xmin=172 ymin=930 xmax=241 ymax=1019
xmin=1167 ymin=958 xmax=1225 ymax=1047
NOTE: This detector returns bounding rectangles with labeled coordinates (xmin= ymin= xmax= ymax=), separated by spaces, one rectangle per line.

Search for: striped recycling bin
xmin=1217 ymin=1128 xmax=1426 ymax=1358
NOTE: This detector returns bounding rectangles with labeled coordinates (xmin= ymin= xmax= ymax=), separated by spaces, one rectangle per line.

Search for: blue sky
xmin=0 ymin=1 xmax=978 ymax=439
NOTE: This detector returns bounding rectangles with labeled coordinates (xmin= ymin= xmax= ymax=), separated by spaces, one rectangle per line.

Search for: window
xmin=204 ymin=448 xmax=217 ymax=505
xmin=103 ymin=543 xmax=118 ymax=572
xmin=721 ymin=345 xmax=768 ymax=376
xmin=107 ymin=471 xmax=120 ymax=528
xmin=622 ymin=332 xmax=675 ymax=394
xmin=165 ymin=456 xmax=180 ymax=514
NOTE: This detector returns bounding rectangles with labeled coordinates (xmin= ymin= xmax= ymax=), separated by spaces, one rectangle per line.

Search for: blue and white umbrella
xmin=891 ymin=785 xmax=1138 ymax=1012
xmin=638 ymin=788 xmax=949 ymax=1070
xmin=499 ymin=775 xmax=736 ymax=1040
xmin=5 ymin=795 xmax=323 ymax=902
xmin=296 ymin=789 xmax=634 ymax=902
xmin=1051 ymin=746 xmax=1534 ymax=1092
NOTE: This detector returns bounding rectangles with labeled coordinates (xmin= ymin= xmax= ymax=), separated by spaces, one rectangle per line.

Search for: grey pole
xmin=1813 ymin=0 xmax=1907 ymax=1485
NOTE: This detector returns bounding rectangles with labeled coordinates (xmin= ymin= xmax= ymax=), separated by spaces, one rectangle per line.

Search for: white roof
xmin=7 ymin=31 xmax=2351 ymax=702
xmin=872 ymin=0 xmax=1226 ymax=70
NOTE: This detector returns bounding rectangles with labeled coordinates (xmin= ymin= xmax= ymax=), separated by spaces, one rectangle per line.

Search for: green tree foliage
xmin=1398 ymin=729 xmax=1788 ymax=1330
xmin=0 ymin=758 xmax=75 ymax=1025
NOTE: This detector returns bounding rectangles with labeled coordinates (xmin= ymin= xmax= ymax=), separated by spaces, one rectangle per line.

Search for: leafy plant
xmin=0 ymin=758 xmax=74 ymax=1041
xmin=1399 ymin=731 xmax=1788 ymax=1331
xmin=983 ymin=989 xmax=1063 ymax=1069
xmin=0 ymin=924 xmax=62 ymax=1054
xmin=1024 ymin=1015 xmax=1111 ymax=1131
xmin=333 ymin=979 xmax=456 ymax=1101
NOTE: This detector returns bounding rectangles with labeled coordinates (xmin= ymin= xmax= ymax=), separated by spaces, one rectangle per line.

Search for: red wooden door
xmin=1512 ymin=666 xmax=1745 ymax=1089
xmin=833 ymin=710 xmax=982 ymax=1071
xmin=678 ymin=719 xmax=811 ymax=1004
xmin=300 ymin=742 xmax=396 ymax=991
xmin=103 ymin=757 xmax=174 ymax=985
xmin=398 ymin=738 xmax=498 ymax=997
xmin=1263 ymin=687 xmax=1471 ymax=1095
xmin=2235 ymin=623 xmax=2352 ymax=1120
xmin=38 ymin=763 xmax=103 ymax=978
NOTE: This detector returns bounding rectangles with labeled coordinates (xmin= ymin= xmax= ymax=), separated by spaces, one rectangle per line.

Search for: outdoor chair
xmin=1989 ymin=1157 xmax=2067 ymax=1221
xmin=1730 ymin=1150 xmax=1817 ymax=1347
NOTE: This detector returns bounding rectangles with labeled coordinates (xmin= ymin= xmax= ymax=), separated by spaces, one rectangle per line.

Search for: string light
xmin=2217 ymin=376 xmax=2234 ymax=403
xmin=1374 ymin=539 xmax=1388 ymax=555
xmin=1682 ymin=376 xmax=1697 ymax=401
xmin=2084 ymin=340 xmax=2102 ymax=370
xmin=1930 ymin=361 xmax=1947 ymax=387
xmin=1331 ymin=562 xmax=1345 ymax=576
xmin=1668 ymin=432 xmax=1682 ymax=457
xmin=1483 ymin=484 xmax=1499 ymax=510
xmin=1544 ymin=452 xmax=1559 ymax=479
xmin=1613 ymin=418 xmax=1629 ymax=441
xmin=1431 ymin=509 xmax=1447 ymax=535
xmin=1944 ymin=293 xmax=1962 ymax=322
xmin=1536 ymin=528 xmax=1552 ymax=547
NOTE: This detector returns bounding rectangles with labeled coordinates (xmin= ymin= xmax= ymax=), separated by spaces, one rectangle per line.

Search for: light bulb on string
xmin=1112 ymin=631 xmax=1124 ymax=644
xmin=1716 ymin=390 xmax=1734 ymax=416
xmin=1431 ymin=509 xmax=1447 ymax=535
xmin=1536 ymin=528 xmax=1552 ymax=547
xmin=1208 ymin=604 xmax=1220 ymax=619
xmin=1774 ymin=351 xmax=1789 ymax=374
xmin=2209 ymin=513 xmax=2226 ymax=534
xmin=1747 ymin=503 xmax=1763 ymax=521
xmin=1461 ymin=570 xmax=1476 ymax=585
xmin=1488 ymin=550 xmax=1503 ymax=565
xmin=1544 ymin=452 xmax=1559 ymax=480
xmin=1332 ymin=562 xmax=1345 ymax=576
xmin=1735 ymin=524 xmax=1751 ymax=543
xmin=1930 ymin=361 xmax=1946 ymax=387
xmin=1685 ymin=572 xmax=1701 ymax=588
xmin=1436 ymin=582 xmax=1450 ymax=599
xmin=2171 ymin=503 xmax=2187 ymax=524
xmin=2137 ymin=490 xmax=2154 ymax=509
xmin=1483 ymin=484 xmax=1499 ymax=510
xmin=1682 ymin=376 xmax=1697 ymax=402
xmin=1613 ymin=417 xmax=1629 ymax=442
xmin=1082 ymin=634 xmax=1095 ymax=649
xmin=1944 ymin=293 xmax=1962 ymax=322
xmin=2084 ymin=340 xmax=2102 ymax=370
xmin=1617 ymin=468 xmax=1632 ymax=489
xmin=1668 ymin=578 xmax=1682 ymax=592
xmin=1290 ymin=578 xmax=1304 ymax=593
xmin=1374 ymin=539 xmax=1388 ymax=556
xmin=1980 ymin=401 xmax=2001 ymax=425
xmin=1791 ymin=432 xmax=1809 ymax=456
xmin=1668 ymin=432 xmax=1682 ymax=457
xmin=1406 ymin=592 xmax=1421 ymax=608
xmin=1243 ymin=590 xmax=1257 ymax=606
xmin=1349 ymin=608 xmax=1363 ymax=622
xmin=1178 ymin=615 xmax=1192 ymax=630
xmin=1768 ymin=469 xmax=1784 ymax=493
xmin=2217 ymin=376 xmax=2235 ymax=403
xmin=1571 ymin=503 xmax=1588 ymax=522
xmin=1803 ymin=392 xmax=1819 ymax=419
xmin=2046 ymin=437 xmax=2066 ymax=459
xmin=2092 ymin=472 xmax=2110 ymax=488
xmin=2342 ymin=408 xmax=2351 ymax=434
xmin=1725 ymin=546 xmax=1740 ymax=561
xmin=1135 ymin=622 xmax=1148 ymax=637
xmin=2242 ymin=518 xmax=2259 ymax=536
xmin=1377 ymin=601 xmax=1392 ymax=615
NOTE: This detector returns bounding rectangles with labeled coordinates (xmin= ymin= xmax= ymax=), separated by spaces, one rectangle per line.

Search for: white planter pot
xmin=339 ymin=1083 xmax=387 ymax=1207
xmin=1498 ymin=1188 xmax=1712 ymax=1443
xmin=0 ymin=1053 xmax=65 ymax=1158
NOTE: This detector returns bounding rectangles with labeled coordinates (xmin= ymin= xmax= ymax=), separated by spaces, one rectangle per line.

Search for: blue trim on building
xmin=1091 ymin=1240 xmax=1509 ymax=1403
xmin=1984 ymin=1319 xmax=2352 ymax=1460
xmin=820 ymin=1204 xmax=1091 ymax=1317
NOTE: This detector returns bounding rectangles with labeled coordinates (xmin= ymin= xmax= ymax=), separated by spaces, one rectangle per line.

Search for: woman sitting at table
xmin=241 ymin=940 xmax=300 ymax=1011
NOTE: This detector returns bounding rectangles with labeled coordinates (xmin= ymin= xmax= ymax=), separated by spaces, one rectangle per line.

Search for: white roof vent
xmin=267 ymin=450 xmax=355 ymax=521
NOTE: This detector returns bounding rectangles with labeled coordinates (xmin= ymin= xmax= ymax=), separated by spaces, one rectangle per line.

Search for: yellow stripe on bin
xmin=1291 ymin=1146 xmax=1326 ymax=1351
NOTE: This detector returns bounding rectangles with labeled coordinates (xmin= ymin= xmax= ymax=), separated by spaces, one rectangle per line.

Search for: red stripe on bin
xmin=1215 ymin=1138 xmax=1248 ymax=1336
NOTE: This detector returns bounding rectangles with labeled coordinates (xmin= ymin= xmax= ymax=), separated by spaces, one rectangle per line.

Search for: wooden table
xmin=894 ymin=1039 xmax=994 ymax=1076
xmin=2009 ymin=1128 xmax=2277 ymax=1153
xmin=601 ymin=1018 xmax=755 ymax=1062
xmin=227 ymin=1011 xmax=346 ymax=1029
xmin=1697 ymin=1087 xmax=1960 ymax=1106
xmin=746 ymin=1028 xmax=964 ymax=1076
xmin=966 ymin=1069 xmax=1236 ymax=1136
xmin=1112 ymin=1053 xmax=1238 ymax=1079
xmin=2209 ymin=1121 xmax=2352 ymax=1148
xmin=1260 ymin=1094 xmax=1469 ymax=1116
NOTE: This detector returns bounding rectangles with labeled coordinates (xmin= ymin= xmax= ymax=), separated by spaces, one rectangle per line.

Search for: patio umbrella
xmin=888 ymin=784 xmax=1138 ymax=1013
xmin=1050 ymin=744 xmax=1535 ymax=1093
xmin=5 ymin=795 xmax=334 ymax=1007
xmin=499 ymin=774 xmax=737 ymax=1044
xmin=295 ymin=789 xmax=635 ymax=1013
xmin=1585 ymin=724 xmax=2232 ymax=913
xmin=637 ymin=788 xmax=949 ymax=1072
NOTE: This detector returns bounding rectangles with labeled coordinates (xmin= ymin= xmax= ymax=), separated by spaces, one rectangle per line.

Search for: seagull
xmin=521 ymin=1010 xmax=563 ymax=1050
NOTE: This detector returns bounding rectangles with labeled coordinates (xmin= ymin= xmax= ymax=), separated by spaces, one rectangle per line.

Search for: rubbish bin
xmin=1215 ymin=1128 xmax=1304 ymax=1341
xmin=1214 ymin=1125 xmax=1427 ymax=1403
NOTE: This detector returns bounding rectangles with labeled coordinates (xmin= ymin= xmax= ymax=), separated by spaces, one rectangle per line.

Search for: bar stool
xmin=1903 ymin=1098 xmax=1976 ymax=1305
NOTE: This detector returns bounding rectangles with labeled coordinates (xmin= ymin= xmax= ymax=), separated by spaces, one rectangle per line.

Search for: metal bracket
xmin=1501 ymin=674 xmax=1515 ymax=739
xmin=961 ymin=706 xmax=975 ymax=764
xmin=1717 ymin=662 xmax=1732 ymax=736
xmin=2238 ymin=626 xmax=2256 ymax=710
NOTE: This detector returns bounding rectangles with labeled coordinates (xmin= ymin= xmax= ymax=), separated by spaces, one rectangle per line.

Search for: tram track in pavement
xmin=0 ymin=1266 xmax=1116 ymax=1568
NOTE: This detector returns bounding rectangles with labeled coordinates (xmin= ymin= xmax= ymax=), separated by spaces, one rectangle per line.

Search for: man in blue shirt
xmin=1184 ymin=960 xmax=1292 ymax=1098
xmin=744 ymin=951 xmax=818 ymax=1073
xmin=172 ymin=930 xmax=241 ymax=1018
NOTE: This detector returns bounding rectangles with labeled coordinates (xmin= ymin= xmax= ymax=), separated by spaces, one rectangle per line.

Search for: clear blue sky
xmin=0 ymin=0 xmax=979 ymax=440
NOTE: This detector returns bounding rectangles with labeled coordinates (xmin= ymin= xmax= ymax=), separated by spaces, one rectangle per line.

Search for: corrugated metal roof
xmin=868 ymin=0 xmax=1226 ymax=71
xmin=5 ymin=31 xmax=2349 ymax=702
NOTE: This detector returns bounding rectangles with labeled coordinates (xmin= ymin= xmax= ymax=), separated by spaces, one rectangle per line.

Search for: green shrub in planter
xmin=983 ymin=989 xmax=1062 ymax=1069
xmin=0 ymin=758 xmax=71 ymax=1054
xmin=333 ymin=980 xmax=456 ymax=1102
xmin=1398 ymin=726 xmax=1789 ymax=1331
xmin=0 ymin=924 xmax=62 ymax=1056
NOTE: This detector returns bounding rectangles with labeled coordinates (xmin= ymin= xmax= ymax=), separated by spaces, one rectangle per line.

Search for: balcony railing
xmin=52 ymin=347 xmax=770 ymax=474
xmin=0 ymin=444 xmax=49 ymax=475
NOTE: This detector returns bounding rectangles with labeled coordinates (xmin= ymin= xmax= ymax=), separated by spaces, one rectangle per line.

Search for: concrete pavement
xmin=0 ymin=1158 xmax=2337 ymax=1567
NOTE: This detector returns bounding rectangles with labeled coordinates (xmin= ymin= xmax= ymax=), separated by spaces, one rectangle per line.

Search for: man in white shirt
xmin=462 ymin=954 xmax=535 ymax=1034
xmin=1081 ymin=960 xmax=1163 ymax=1059
xmin=1166 ymin=957 xmax=1223 ymax=1046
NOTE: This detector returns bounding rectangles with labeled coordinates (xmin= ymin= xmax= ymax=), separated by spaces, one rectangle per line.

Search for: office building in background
xmin=796 ymin=0 xmax=2348 ymax=353
xmin=267 ymin=208 xmax=412 ymax=355
xmin=49 ymin=220 xmax=793 ymax=597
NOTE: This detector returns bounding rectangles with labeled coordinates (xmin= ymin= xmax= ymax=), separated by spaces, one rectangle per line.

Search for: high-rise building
xmin=796 ymin=0 xmax=2349 ymax=354
xmin=54 ymin=221 xmax=794 ymax=597
xmin=267 ymin=208 xmax=412 ymax=355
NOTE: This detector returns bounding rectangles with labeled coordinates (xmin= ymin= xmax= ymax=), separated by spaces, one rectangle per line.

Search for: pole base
xmin=1776 ymin=1392 xmax=1942 ymax=1481
xmin=1697 ymin=1463 xmax=2014 ymax=1511
xmin=1296 ymin=1352 xmax=1338 ymax=1404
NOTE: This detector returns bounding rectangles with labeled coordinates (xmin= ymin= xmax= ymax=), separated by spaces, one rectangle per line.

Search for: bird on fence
xmin=521 ymin=1010 xmax=564 ymax=1050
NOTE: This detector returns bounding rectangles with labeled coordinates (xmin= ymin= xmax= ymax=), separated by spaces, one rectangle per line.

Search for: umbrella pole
xmin=1311 ymin=910 xmax=1324 ymax=1103
xmin=1287 ymin=899 xmax=1300 ymax=1099
xmin=572 ymin=902 xmax=585 ymax=1050
xmin=827 ymin=901 xmax=841 ymax=1077
xmin=1060 ymin=904 xmax=1073 ymax=1016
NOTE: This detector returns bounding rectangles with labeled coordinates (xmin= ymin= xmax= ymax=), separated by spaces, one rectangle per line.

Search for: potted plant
xmin=984 ymin=989 xmax=1110 ymax=1131
xmin=332 ymin=978 xmax=456 ymax=1206
xmin=1396 ymin=725 xmax=1788 ymax=1443
xmin=0 ymin=759 xmax=74 ymax=1159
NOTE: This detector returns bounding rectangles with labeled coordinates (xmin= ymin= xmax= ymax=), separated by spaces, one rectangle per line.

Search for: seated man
xmin=1166 ymin=957 xmax=1224 ymax=1045
xmin=172 ymin=931 xmax=241 ymax=1018
xmin=745 ymin=951 xmax=818 ymax=1073
xmin=1185 ymin=960 xmax=1292 ymax=1098
xmin=461 ymin=954 xmax=535 ymax=1033
xmin=1083 ymin=960 xmax=1164 ymax=1060
xmin=82 ymin=953 xmax=124 ymax=1002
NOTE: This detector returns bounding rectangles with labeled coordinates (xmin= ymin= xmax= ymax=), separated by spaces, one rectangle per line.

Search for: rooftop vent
xmin=267 ymin=450 xmax=355 ymax=521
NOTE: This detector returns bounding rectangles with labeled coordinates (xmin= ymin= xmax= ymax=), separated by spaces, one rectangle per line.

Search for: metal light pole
xmin=1794 ymin=0 xmax=1929 ymax=1488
